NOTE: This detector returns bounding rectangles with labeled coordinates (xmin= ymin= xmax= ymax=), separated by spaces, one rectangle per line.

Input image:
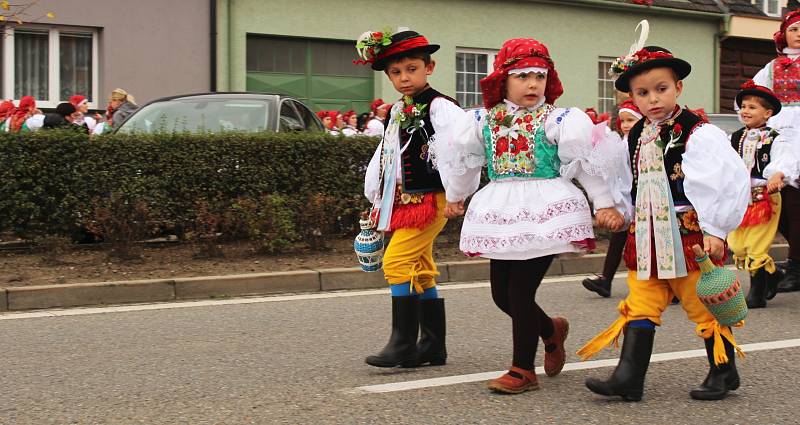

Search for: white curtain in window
xmin=14 ymin=31 xmax=49 ymax=100
xmin=60 ymin=34 xmax=92 ymax=101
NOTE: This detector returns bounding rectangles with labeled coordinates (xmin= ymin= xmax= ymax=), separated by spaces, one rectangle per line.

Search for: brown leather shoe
xmin=543 ymin=317 xmax=569 ymax=377
xmin=487 ymin=367 xmax=540 ymax=394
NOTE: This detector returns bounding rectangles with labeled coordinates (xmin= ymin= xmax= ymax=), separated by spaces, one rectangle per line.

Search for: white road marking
xmin=350 ymin=338 xmax=800 ymax=394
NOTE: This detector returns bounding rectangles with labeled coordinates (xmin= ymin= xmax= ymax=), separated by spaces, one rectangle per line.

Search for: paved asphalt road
xmin=1 ymin=271 xmax=799 ymax=424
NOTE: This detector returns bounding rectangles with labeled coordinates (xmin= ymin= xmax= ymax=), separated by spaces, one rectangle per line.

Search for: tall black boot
xmin=777 ymin=259 xmax=800 ymax=293
xmin=403 ymin=298 xmax=447 ymax=367
xmin=690 ymin=335 xmax=740 ymax=400
xmin=746 ymin=268 xmax=767 ymax=309
xmin=585 ymin=326 xmax=655 ymax=402
xmin=765 ymin=267 xmax=783 ymax=300
xmin=365 ymin=296 xmax=420 ymax=368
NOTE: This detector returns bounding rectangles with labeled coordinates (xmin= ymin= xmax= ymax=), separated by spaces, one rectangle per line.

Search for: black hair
xmin=740 ymin=94 xmax=776 ymax=112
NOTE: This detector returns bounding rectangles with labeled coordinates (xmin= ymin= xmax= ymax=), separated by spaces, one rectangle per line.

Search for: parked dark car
xmin=115 ymin=92 xmax=324 ymax=134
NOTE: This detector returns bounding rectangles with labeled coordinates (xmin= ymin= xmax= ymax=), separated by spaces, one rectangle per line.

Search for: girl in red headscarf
xmin=9 ymin=96 xmax=44 ymax=132
xmin=341 ymin=110 xmax=359 ymax=136
xmin=751 ymin=9 xmax=800 ymax=294
xmin=430 ymin=38 xmax=624 ymax=394
xmin=0 ymin=100 xmax=15 ymax=132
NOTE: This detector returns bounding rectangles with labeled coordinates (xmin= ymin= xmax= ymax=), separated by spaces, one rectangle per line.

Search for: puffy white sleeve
xmin=546 ymin=107 xmax=615 ymax=209
xmin=609 ymin=135 xmax=634 ymax=224
xmin=682 ymin=124 xmax=750 ymax=239
xmin=364 ymin=143 xmax=382 ymax=202
xmin=764 ymin=127 xmax=800 ymax=183
xmin=752 ymin=61 xmax=773 ymax=89
xmin=25 ymin=114 xmax=45 ymax=131
xmin=363 ymin=119 xmax=384 ymax=137
xmin=428 ymin=99 xmax=485 ymax=203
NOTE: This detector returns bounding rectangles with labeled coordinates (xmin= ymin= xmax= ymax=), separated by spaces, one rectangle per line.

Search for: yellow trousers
xmin=578 ymin=270 xmax=743 ymax=365
xmin=383 ymin=192 xmax=448 ymax=294
xmin=728 ymin=192 xmax=782 ymax=274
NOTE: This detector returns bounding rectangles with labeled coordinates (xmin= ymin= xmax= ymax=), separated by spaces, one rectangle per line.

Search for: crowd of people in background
xmin=316 ymin=98 xmax=391 ymax=136
xmin=0 ymin=88 xmax=138 ymax=135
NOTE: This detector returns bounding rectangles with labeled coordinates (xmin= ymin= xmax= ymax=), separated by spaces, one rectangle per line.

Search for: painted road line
xmin=351 ymin=338 xmax=800 ymax=394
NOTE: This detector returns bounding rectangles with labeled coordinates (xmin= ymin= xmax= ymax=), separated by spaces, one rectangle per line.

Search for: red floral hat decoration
xmin=354 ymin=29 xmax=440 ymax=71
xmin=316 ymin=110 xmax=328 ymax=120
xmin=774 ymin=9 xmax=800 ymax=54
xmin=479 ymin=38 xmax=563 ymax=110
xmin=736 ymin=79 xmax=782 ymax=114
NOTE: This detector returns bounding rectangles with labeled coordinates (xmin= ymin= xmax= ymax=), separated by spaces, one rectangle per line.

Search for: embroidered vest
xmin=772 ymin=58 xmax=800 ymax=106
xmin=730 ymin=127 xmax=777 ymax=180
xmin=482 ymin=103 xmax=559 ymax=181
xmin=398 ymin=87 xmax=458 ymax=193
xmin=628 ymin=109 xmax=703 ymax=208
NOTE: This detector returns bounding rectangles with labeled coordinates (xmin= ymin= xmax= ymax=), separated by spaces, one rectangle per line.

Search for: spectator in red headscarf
xmin=69 ymin=95 xmax=100 ymax=132
xmin=0 ymin=100 xmax=15 ymax=132
xmin=9 ymin=96 xmax=44 ymax=132
xmin=342 ymin=110 xmax=359 ymax=136
xmin=363 ymin=99 xmax=390 ymax=136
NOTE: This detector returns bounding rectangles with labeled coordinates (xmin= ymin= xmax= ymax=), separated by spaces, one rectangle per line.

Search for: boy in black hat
xmin=578 ymin=21 xmax=751 ymax=401
xmin=358 ymin=28 xmax=466 ymax=369
xmin=728 ymin=80 xmax=799 ymax=308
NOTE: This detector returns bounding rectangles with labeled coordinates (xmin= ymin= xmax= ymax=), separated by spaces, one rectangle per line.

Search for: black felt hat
xmin=613 ymin=46 xmax=691 ymax=92
xmin=735 ymin=80 xmax=782 ymax=114
xmin=371 ymin=30 xmax=440 ymax=71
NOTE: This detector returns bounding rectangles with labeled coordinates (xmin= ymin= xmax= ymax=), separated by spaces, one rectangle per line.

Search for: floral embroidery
xmin=461 ymin=224 xmax=594 ymax=253
xmin=465 ymin=198 xmax=590 ymax=226
xmin=680 ymin=210 xmax=701 ymax=233
xmin=773 ymin=59 xmax=800 ymax=104
xmin=395 ymin=96 xmax=428 ymax=131
xmin=486 ymin=103 xmax=553 ymax=177
xmin=669 ymin=163 xmax=684 ymax=181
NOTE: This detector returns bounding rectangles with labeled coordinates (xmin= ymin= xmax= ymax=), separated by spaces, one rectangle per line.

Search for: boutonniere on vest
xmin=396 ymin=96 xmax=428 ymax=131
xmin=661 ymin=122 xmax=684 ymax=155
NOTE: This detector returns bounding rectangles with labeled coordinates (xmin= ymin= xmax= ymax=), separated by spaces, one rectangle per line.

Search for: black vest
xmin=397 ymin=87 xmax=459 ymax=193
xmin=628 ymin=109 xmax=704 ymax=207
xmin=730 ymin=127 xmax=777 ymax=180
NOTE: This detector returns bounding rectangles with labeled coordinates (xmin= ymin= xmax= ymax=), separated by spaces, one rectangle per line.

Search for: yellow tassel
xmin=696 ymin=320 xmax=745 ymax=366
xmin=577 ymin=315 xmax=627 ymax=360
xmin=408 ymin=262 xmax=437 ymax=295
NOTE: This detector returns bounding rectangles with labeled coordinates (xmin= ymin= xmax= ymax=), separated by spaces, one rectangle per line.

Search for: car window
xmin=117 ymin=98 xmax=273 ymax=133
xmin=291 ymin=100 xmax=323 ymax=132
xmin=279 ymin=101 xmax=304 ymax=132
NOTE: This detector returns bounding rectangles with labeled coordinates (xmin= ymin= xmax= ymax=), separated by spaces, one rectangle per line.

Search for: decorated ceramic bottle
xmin=354 ymin=213 xmax=383 ymax=272
xmin=692 ymin=245 xmax=748 ymax=326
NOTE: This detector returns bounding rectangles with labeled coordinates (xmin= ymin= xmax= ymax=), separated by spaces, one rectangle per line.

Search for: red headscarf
xmin=316 ymin=110 xmax=328 ymax=119
xmin=479 ymin=38 xmax=563 ymax=110
xmin=370 ymin=98 xmax=389 ymax=113
xmin=325 ymin=110 xmax=340 ymax=130
xmin=10 ymin=96 xmax=36 ymax=132
xmin=69 ymin=95 xmax=88 ymax=108
xmin=775 ymin=9 xmax=800 ymax=54
xmin=0 ymin=100 xmax=15 ymax=121
xmin=615 ymin=99 xmax=642 ymax=129
xmin=343 ymin=110 xmax=356 ymax=122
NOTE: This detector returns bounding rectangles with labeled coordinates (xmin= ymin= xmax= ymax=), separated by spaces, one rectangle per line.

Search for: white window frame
xmin=455 ymin=48 xmax=497 ymax=109
xmin=2 ymin=24 xmax=99 ymax=109
xmin=755 ymin=0 xmax=782 ymax=17
xmin=598 ymin=56 xmax=616 ymax=114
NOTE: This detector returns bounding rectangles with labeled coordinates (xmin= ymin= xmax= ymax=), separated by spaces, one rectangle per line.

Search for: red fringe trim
xmin=623 ymin=231 xmax=727 ymax=273
xmin=389 ymin=193 xmax=438 ymax=231
xmin=572 ymin=238 xmax=596 ymax=252
xmin=739 ymin=199 xmax=772 ymax=228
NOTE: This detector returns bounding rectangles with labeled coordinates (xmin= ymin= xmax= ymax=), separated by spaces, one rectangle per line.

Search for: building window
xmin=456 ymin=49 xmax=496 ymax=108
xmin=2 ymin=26 xmax=99 ymax=108
xmin=755 ymin=0 xmax=781 ymax=17
xmin=598 ymin=56 xmax=616 ymax=114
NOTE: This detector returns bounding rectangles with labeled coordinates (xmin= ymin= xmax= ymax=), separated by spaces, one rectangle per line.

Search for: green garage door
xmin=246 ymin=35 xmax=373 ymax=113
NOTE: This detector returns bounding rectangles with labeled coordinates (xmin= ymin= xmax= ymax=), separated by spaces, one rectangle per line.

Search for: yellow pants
xmin=578 ymin=270 xmax=743 ymax=365
xmin=728 ymin=192 xmax=782 ymax=274
xmin=383 ymin=192 xmax=448 ymax=294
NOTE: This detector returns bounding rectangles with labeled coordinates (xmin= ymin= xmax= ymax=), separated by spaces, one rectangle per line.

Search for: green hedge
xmin=0 ymin=130 xmax=379 ymax=248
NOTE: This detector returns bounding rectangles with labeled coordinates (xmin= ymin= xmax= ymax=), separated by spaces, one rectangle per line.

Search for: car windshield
xmin=117 ymin=97 xmax=274 ymax=133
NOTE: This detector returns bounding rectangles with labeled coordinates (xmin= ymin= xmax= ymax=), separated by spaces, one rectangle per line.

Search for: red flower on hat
xmin=740 ymin=80 xmax=757 ymax=90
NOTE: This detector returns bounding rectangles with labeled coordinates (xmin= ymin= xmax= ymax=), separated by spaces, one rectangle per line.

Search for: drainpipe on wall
xmin=210 ymin=0 xmax=217 ymax=92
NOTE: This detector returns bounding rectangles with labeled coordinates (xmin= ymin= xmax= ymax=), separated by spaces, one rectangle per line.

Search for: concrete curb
xmin=1 ymin=244 xmax=789 ymax=312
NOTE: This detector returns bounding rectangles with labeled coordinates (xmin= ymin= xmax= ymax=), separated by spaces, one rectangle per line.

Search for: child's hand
xmin=595 ymin=208 xmax=624 ymax=232
xmin=444 ymin=201 xmax=465 ymax=219
xmin=767 ymin=172 xmax=785 ymax=193
xmin=703 ymin=234 xmax=725 ymax=260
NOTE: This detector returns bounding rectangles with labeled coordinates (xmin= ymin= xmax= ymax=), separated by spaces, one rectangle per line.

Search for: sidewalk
xmin=0 ymin=245 xmax=789 ymax=312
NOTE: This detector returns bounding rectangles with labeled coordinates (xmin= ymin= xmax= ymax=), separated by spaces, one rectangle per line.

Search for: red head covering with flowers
xmin=316 ymin=110 xmax=327 ymax=119
xmin=615 ymin=99 xmax=642 ymax=130
xmin=0 ymin=100 xmax=15 ymax=120
xmin=10 ymin=96 xmax=36 ymax=132
xmin=479 ymin=38 xmax=563 ymax=110
xmin=370 ymin=98 xmax=389 ymax=113
xmin=775 ymin=9 xmax=800 ymax=54
xmin=69 ymin=95 xmax=88 ymax=107
xmin=325 ymin=110 xmax=340 ymax=129
xmin=343 ymin=110 xmax=356 ymax=122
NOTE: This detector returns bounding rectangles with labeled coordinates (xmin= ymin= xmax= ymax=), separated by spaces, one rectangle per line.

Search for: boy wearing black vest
xmin=358 ymin=29 xmax=464 ymax=368
xmin=579 ymin=22 xmax=751 ymax=401
xmin=728 ymin=80 xmax=799 ymax=308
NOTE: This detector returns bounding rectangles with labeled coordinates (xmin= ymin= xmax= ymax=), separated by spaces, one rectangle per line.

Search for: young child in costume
xmin=728 ymin=80 xmax=799 ymax=308
xmin=752 ymin=9 xmax=800 ymax=294
xmin=341 ymin=110 xmax=360 ymax=136
xmin=430 ymin=38 xmax=625 ymax=394
xmin=363 ymin=99 xmax=390 ymax=137
xmin=359 ymin=28 xmax=464 ymax=368
xmin=578 ymin=21 xmax=751 ymax=401
xmin=583 ymin=99 xmax=642 ymax=298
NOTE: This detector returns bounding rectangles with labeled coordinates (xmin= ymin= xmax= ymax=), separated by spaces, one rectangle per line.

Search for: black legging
xmin=779 ymin=186 xmax=800 ymax=261
xmin=490 ymin=255 xmax=555 ymax=370
xmin=601 ymin=230 xmax=628 ymax=279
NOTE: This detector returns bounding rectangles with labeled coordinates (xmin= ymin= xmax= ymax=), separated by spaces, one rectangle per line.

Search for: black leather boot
xmin=585 ymin=326 xmax=655 ymax=401
xmin=582 ymin=275 xmax=612 ymax=298
xmin=765 ymin=267 xmax=783 ymax=300
xmin=690 ymin=335 xmax=740 ymax=400
xmin=403 ymin=298 xmax=446 ymax=367
xmin=365 ymin=296 xmax=420 ymax=367
xmin=777 ymin=259 xmax=800 ymax=293
xmin=746 ymin=268 xmax=767 ymax=309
